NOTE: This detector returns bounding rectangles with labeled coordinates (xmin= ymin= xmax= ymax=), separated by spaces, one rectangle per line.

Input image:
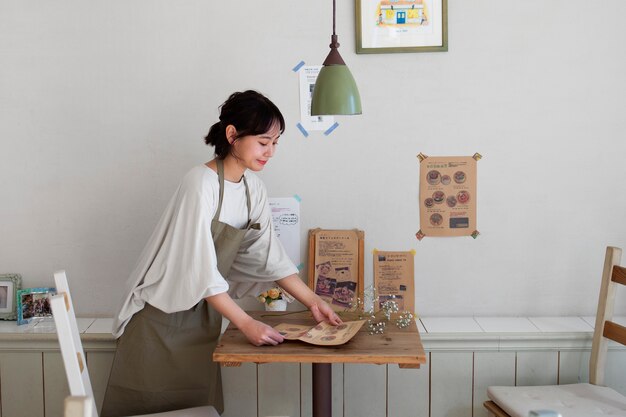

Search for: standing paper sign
xmin=373 ymin=250 xmax=415 ymax=313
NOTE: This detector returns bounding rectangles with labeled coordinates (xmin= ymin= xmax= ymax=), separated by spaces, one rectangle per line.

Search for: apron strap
xmin=214 ymin=159 xmax=259 ymax=229
xmin=241 ymin=175 xmax=258 ymax=229
xmin=214 ymin=159 xmax=227 ymax=221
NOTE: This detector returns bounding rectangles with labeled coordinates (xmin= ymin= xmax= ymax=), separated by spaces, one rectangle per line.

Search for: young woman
xmin=102 ymin=90 xmax=341 ymax=417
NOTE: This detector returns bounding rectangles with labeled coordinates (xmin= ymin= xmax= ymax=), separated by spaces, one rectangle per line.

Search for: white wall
xmin=1 ymin=0 xmax=625 ymax=317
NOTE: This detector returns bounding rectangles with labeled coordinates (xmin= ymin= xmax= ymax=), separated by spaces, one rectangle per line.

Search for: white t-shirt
xmin=112 ymin=165 xmax=297 ymax=337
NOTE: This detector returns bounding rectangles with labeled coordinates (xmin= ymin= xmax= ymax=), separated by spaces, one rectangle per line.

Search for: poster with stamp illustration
xmin=418 ymin=154 xmax=478 ymax=238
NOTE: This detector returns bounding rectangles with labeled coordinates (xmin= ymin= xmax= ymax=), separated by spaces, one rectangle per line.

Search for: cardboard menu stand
xmin=373 ymin=250 xmax=415 ymax=313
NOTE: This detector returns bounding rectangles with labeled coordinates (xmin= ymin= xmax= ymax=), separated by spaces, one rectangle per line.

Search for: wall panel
xmin=0 ymin=352 xmax=44 ymax=417
xmin=473 ymin=351 xmax=515 ymax=417
xmin=430 ymin=351 xmax=473 ymax=417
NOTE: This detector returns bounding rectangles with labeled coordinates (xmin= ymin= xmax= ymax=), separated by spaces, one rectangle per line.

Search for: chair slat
xmin=64 ymin=396 xmax=93 ymax=417
xmin=483 ymin=400 xmax=510 ymax=417
xmin=612 ymin=265 xmax=626 ymax=285
xmin=77 ymin=352 xmax=84 ymax=373
xmin=603 ymin=320 xmax=626 ymax=346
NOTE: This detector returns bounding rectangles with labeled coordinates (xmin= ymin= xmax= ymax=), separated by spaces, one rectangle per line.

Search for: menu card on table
xmin=274 ymin=320 xmax=365 ymax=346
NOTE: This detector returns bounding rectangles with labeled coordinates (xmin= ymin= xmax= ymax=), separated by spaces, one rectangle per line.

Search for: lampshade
xmin=311 ymin=64 xmax=362 ymax=115
xmin=310 ymin=0 xmax=362 ymax=116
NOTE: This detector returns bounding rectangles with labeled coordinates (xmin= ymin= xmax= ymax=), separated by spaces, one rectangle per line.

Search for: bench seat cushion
xmin=132 ymin=406 xmax=220 ymax=417
xmin=487 ymin=383 xmax=626 ymax=417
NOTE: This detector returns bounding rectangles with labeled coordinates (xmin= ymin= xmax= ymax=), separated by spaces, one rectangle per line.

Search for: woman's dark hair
xmin=204 ymin=90 xmax=285 ymax=159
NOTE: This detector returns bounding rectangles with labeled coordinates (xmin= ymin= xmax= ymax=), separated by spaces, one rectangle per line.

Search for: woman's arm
xmin=205 ymin=292 xmax=284 ymax=346
xmin=277 ymin=274 xmax=342 ymax=325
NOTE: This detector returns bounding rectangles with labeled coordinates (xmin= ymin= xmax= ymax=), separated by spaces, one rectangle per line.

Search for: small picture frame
xmin=356 ymin=0 xmax=448 ymax=54
xmin=17 ymin=287 xmax=56 ymax=325
xmin=308 ymin=229 xmax=365 ymax=312
xmin=0 ymin=274 xmax=22 ymax=320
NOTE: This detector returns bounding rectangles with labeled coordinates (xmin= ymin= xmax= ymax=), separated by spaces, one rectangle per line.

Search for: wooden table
xmin=213 ymin=311 xmax=427 ymax=417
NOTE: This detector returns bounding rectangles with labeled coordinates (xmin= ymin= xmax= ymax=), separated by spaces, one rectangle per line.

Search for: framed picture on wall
xmin=308 ymin=229 xmax=364 ymax=312
xmin=0 ymin=274 xmax=22 ymax=320
xmin=356 ymin=0 xmax=448 ymax=53
xmin=17 ymin=287 xmax=56 ymax=325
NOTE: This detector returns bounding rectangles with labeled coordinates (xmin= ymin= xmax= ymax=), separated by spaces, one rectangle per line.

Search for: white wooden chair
xmin=484 ymin=246 xmax=626 ymax=417
xmin=51 ymin=270 xmax=220 ymax=417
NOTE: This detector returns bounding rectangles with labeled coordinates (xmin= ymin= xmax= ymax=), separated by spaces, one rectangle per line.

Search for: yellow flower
xmin=268 ymin=288 xmax=281 ymax=300
xmin=260 ymin=291 xmax=268 ymax=298
xmin=257 ymin=295 xmax=266 ymax=303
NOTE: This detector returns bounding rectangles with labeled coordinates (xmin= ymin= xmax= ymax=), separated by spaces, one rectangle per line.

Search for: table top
xmin=213 ymin=311 xmax=427 ymax=368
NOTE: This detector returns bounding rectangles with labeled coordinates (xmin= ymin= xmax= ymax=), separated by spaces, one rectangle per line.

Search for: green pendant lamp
xmin=311 ymin=0 xmax=362 ymax=116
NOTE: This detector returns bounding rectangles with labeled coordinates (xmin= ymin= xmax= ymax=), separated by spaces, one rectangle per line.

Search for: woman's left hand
xmin=310 ymin=302 xmax=342 ymax=325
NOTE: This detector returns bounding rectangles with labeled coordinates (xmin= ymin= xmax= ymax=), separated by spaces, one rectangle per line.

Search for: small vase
xmin=265 ymin=299 xmax=287 ymax=311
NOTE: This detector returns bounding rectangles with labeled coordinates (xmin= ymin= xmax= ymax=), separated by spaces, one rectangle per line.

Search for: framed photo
xmin=0 ymin=274 xmax=22 ymax=320
xmin=308 ymin=229 xmax=364 ymax=312
xmin=17 ymin=287 xmax=56 ymax=325
xmin=356 ymin=0 xmax=448 ymax=54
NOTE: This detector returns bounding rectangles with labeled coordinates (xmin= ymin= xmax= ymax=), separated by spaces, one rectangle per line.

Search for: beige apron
xmin=101 ymin=160 xmax=259 ymax=417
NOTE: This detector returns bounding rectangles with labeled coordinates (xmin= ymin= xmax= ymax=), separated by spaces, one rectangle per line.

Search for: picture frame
xmin=0 ymin=274 xmax=22 ymax=320
xmin=17 ymin=287 xmax=56 ymax=325
xmin=308 ymin=229 xmax=364 ymax=312
xmin=356 ymin=0 xmax=448 ymax=54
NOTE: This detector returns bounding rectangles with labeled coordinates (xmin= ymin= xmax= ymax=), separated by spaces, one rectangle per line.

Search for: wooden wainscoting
xmin=2 ymin=317 xmax=626 ymax=417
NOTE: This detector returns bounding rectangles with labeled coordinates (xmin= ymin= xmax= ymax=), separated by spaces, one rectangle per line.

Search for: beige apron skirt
xmin=101 ymin=159 xmax=260 ymax=417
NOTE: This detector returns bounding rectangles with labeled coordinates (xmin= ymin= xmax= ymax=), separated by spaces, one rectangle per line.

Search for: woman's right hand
xmin=205 ymin=293 xmax=285 ymax=347
xmin=240 ymin=317 xmax=285 ymax=346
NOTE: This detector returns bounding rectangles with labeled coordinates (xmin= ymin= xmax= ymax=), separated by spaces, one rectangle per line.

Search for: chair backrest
xmin=50 ymin=270 xmax=98 ymax=417
xmin=590 ymin=246 xmax=626 ymax=385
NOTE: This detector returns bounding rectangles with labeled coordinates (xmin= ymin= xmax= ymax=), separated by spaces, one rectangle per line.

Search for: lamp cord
xmin=324 ymin=0 xmax=345 ymax=65
xmin=333 ymin=0 xmax=336 ymax=36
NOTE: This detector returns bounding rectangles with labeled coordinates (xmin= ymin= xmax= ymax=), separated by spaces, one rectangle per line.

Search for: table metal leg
xmin=312 ymin=362 xmax=332 ymax=417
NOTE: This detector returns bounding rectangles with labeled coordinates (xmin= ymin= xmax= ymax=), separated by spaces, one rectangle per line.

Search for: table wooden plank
xmin=213 ymin=312 xmax=427 ymax=367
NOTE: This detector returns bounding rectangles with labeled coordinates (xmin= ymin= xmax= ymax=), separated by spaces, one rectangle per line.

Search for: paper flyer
xmin=269 ymin=197 xmax=301 ymax=267
xmin=298 ymin=65 xmax=335 ymax=131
